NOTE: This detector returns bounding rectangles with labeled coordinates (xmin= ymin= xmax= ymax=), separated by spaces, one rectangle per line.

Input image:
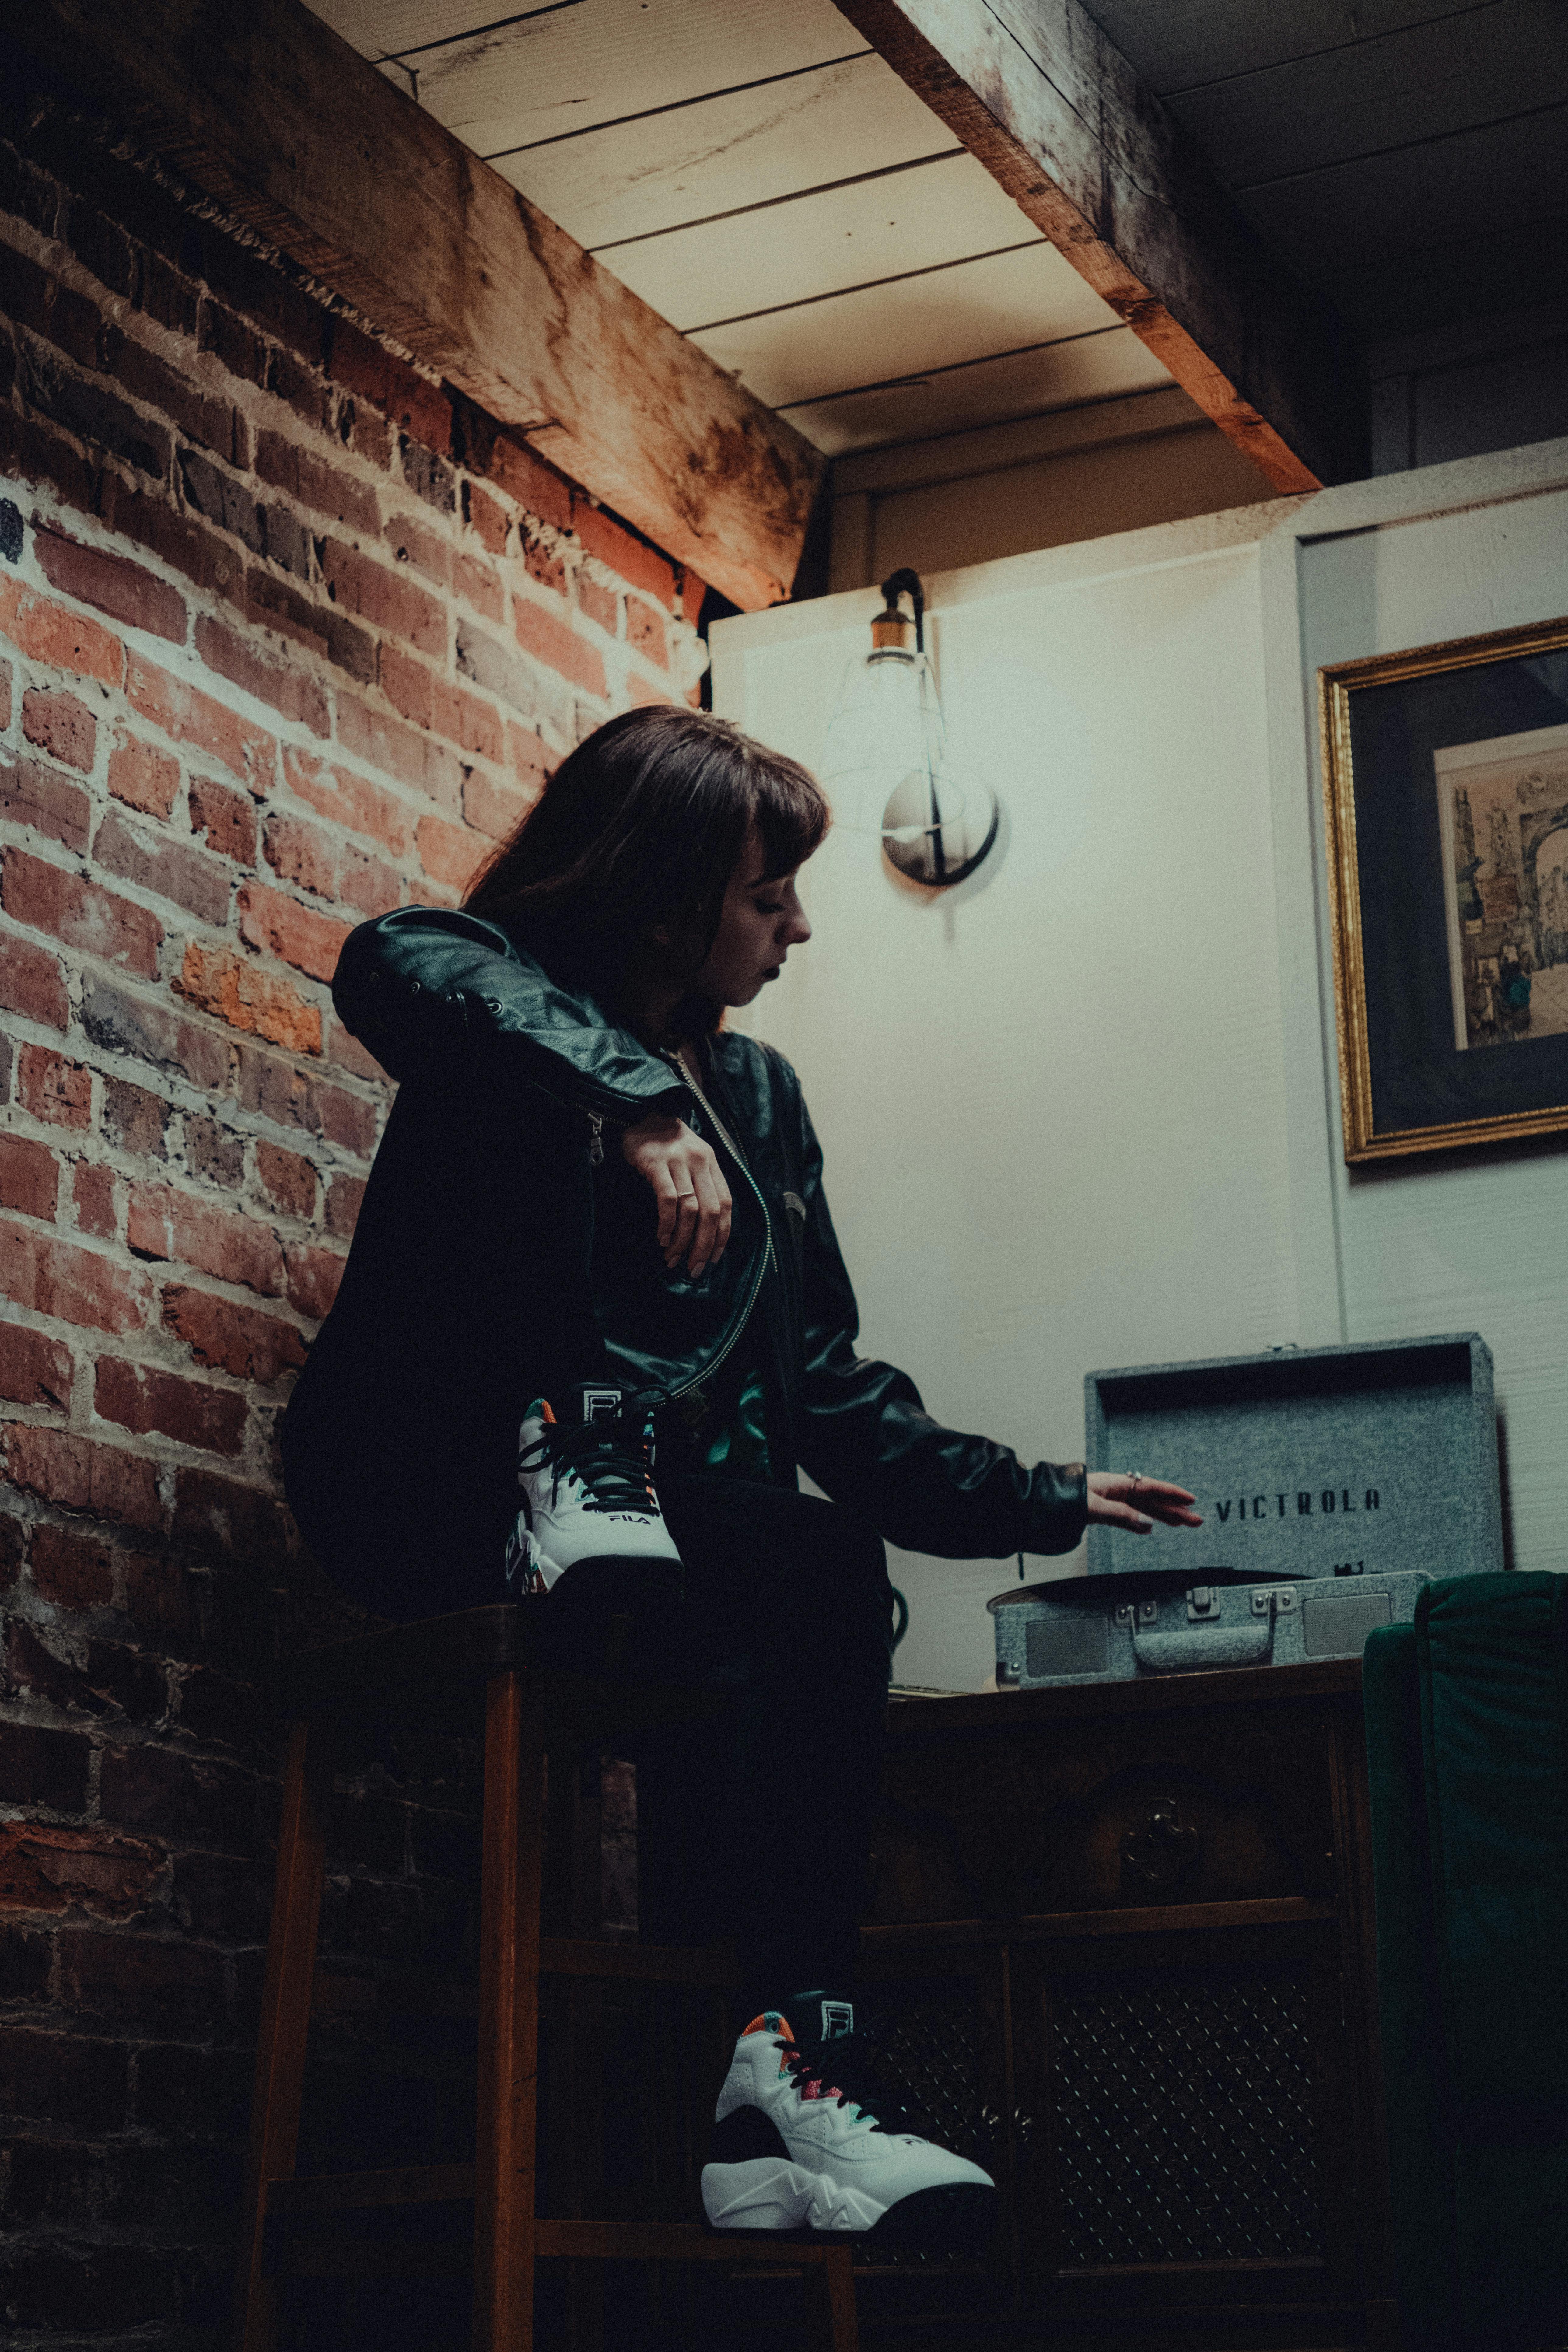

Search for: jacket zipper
xmin=660 ymin=1047 xmax=774 ymax=1406
xmin=586 ymin=1110 xmax=604 ymax=1166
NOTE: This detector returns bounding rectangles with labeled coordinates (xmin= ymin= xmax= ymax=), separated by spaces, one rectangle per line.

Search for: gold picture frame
xmin=1320 ymin=613 xmax=1568 ymax=1163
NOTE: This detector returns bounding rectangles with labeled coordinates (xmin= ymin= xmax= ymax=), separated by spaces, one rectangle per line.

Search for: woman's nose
xmin=784 ymin=909 xmax=811 ymax=946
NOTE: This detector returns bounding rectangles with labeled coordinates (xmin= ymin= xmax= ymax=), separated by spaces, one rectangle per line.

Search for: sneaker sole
xmin=703 ymin=2159 xmax=883 ymax=2236
xmin=861 ymin=2180 xmax=997 ymax=2250
xmin=536 ymin=1553 xmax=684 ymax=1616
xmin=701 ymin=2160 xmax=996 ymax=2247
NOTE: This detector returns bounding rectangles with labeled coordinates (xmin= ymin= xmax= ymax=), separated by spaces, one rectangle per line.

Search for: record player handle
xmin=1132 ymin=1611 xmax=1275 ymax=1674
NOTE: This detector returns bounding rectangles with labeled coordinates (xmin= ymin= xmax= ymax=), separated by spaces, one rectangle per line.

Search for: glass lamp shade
xmin=820 ymin=640 xmax=998 ymax=888
xmin=880 ymin=761 xmax=999 ymax=886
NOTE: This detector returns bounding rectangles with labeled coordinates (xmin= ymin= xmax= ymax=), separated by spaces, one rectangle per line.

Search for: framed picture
xmin=1320 ymin=614 xmax=1568 ymax=1162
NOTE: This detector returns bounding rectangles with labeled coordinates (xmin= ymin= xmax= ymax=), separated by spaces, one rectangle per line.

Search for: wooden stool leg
xmin=802 ymin=2246 xmax=860 ymax=2352
xmin=474 ymin=1669 xmax=545 ymax=2351
xmin=562 ymin=1970 xmax=606 ymax=2352
xmin=234 ymin=1720 xmax=326 ymax=2352
xmin=563 ymin=1752 xmax=605 ymax=2352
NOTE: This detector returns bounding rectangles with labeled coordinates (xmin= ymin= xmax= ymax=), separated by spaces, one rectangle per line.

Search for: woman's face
xmin=693 ymin=830 xmax=812 ymax=1009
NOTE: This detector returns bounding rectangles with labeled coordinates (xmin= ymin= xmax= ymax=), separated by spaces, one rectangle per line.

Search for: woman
xmin=283 ymin=705 xmax=1199 ymax=2246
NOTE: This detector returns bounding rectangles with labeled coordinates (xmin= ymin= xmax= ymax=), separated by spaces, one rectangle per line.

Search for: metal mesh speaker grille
xmin=1025 ymin=1611 xmax=1110 ymax=1681
xmin=1301 ymin=1588 xmax=1392 ymax=1658
xmin=860 ymin=1979 xmax=998 ymax=2269
xmin=872 ymin=1980 xmax=988 ymax=2164
xmin=1050 ymin=1977 xmax=1326 ymax=2266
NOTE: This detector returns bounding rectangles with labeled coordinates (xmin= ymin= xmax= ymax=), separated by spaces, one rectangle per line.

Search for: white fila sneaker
xmin=504 ymin=1382 xmax=682 ymax=1600
xmin=701 ymin=2001 xmax=997 ymax=2246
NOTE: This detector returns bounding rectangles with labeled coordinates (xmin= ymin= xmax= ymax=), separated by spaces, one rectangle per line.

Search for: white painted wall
xmin=713 ymin=436 xmax=1568 ymax=1690
xmin=1298 ymin=469 xmax=1568 ymax=1584
xmin=714 ymin=503 xmax=1312 ymax=1686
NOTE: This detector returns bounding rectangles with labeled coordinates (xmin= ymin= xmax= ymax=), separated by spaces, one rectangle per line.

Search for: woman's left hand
xmin=1086 ymin=1473 xmax=1203 ymax=1535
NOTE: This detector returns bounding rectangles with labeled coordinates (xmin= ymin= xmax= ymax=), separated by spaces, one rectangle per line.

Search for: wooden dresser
xmin=857 ymin=1659 xmax=1398 ymax=2352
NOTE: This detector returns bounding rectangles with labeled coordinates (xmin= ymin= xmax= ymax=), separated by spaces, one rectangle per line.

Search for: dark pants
xmin=631 ymin=1473 xmax=895 ymax=2005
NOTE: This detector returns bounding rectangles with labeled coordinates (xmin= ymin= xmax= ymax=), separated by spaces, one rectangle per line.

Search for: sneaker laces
xmin=520 ymin=1412 xmax=659 ymax=1516
xmin=777 ymin=2021 xmax=917 ymax=2137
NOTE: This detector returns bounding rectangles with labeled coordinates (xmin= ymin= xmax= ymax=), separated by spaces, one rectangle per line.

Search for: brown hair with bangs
xmin=464 ymin=705 xmax=829 ymax=1017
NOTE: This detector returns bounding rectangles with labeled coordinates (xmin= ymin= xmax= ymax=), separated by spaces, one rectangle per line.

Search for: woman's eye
xmin=753 ymin=899 xmax=784 ymax=915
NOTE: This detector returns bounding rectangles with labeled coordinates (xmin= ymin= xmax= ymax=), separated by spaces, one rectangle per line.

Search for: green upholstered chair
xmin=1362 ymin=1573 xmax=1568 ymax=2352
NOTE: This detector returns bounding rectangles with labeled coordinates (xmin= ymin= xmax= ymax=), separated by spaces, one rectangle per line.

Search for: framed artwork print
xmin=1319 ymin=613 xmax=1568 ymax=1162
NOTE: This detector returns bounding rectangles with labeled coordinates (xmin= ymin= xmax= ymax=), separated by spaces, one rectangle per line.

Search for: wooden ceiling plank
xmin=1078 ymin=0 xmax=1490 ymax=100
xmin=310 ymin=0 xmax=555 ymax=61
xmin=602 ymin=150 xmax=1035 ymax=333
xmin=1237 ymin=105 xmax=1568 ymax=271
xmin=498 ymin=52 xmax=945 ymax=254
xmin=1175 ymin=0 xmax=1568 ymax=192
xmin=691 ymin=240 xmax=1127 ymax=413
xmin=1339 ymin=225 xmax=1568 ymax=341
xmin=830 ymin=0 xmax=1367 ymax=487
xmin=397 ymin=0 xmax=859 ymax=159
xmin=778 ymin=324 xmax=1171 ymax=453
xmin=3 ymin=0 xmax=825 ymax=609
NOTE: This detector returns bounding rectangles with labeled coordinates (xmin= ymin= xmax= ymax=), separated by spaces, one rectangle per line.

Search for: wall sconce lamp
xmin=821 ymin=567 xmax=999 ymax=887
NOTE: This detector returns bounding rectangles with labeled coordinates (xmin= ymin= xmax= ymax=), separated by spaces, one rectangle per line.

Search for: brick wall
xmin=0 ymin=92 xmax=695 ymax=2344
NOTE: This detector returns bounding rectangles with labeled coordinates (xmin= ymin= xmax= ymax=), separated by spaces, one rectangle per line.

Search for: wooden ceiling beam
xmin=0 ymin=0 xmax=826 ymax=609
xmin=830 ymin=0 xmax=1367 ymax=491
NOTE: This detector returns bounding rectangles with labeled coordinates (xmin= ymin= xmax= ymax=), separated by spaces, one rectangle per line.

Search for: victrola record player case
xmin=992 ymin=1334 xmax=1503 ymax=1687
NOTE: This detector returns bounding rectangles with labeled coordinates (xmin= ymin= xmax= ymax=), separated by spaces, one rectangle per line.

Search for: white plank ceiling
xmin=306 ymin=0 xmax=1568 ymax=466
xmin=303 ymin=0 xmax=1165 ymax=458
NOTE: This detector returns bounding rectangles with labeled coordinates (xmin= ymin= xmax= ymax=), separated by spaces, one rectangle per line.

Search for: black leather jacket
xmin=284 ymin=906 xmax=1086 ymax=1594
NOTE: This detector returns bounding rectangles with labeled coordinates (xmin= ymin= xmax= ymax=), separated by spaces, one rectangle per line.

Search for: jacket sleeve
xmin=333 ymin=906 xmax=689 ymax=1125
xmin=791 ymin=1088 xmax=1088 ymax=1559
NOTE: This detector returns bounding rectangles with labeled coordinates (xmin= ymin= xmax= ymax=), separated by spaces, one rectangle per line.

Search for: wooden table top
xmin=886 ymin=1654 xmax=1363 ymax=1736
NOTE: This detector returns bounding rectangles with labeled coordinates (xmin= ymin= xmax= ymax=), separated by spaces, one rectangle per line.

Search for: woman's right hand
xmin=620 ymin=1114 xmax=733 ymax=1276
